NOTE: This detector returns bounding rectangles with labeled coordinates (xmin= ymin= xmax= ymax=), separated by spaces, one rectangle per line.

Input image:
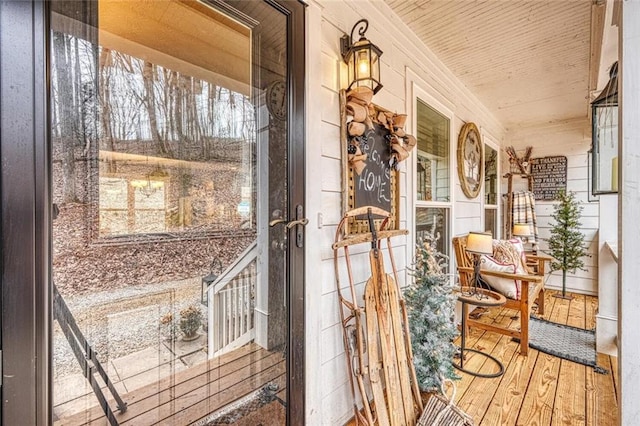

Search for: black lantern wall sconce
xmin=591 ymin=61 xmax=618 ymax=195
xmin=340 ymin=19 xmax=383 ymax=94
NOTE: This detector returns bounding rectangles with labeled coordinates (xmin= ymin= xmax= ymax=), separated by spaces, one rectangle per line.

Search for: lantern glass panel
xmin=356 ymin=49 xmax=371 ymax=79
xmin=347 ymin=52 xmax=355 ymax=90
xmin=592 ymin=103 xmax=618 ymax=194
xmin=370 ymin=51 xmax=379 ymax=84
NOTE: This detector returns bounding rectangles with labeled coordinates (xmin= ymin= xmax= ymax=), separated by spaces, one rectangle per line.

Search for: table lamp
xmin=465 ymin=232 xmax=493 ymax=297
xmin=513 ymin=223 xmax=531 ymax=240
xmin=513 ymin=223 xmax=533 ymax=252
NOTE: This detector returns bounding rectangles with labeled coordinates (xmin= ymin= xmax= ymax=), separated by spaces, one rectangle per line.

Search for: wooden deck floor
xmin=453 ymin=289 xmax=617 ymax=426
xmin=57 ymin=343 xmax=286 ymax=426
xmin=346 ymin=290 xmax=617 ymax=426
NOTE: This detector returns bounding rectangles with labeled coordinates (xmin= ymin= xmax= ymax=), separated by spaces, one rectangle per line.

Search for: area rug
xmin=519 ymin=317 xmax=608 ymax=374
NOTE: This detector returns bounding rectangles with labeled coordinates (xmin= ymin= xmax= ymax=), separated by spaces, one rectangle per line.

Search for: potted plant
xmin=545 ymin=190 xmax=590 ymax=299
xmin=179 ymin=305 xmax=203 ymax=341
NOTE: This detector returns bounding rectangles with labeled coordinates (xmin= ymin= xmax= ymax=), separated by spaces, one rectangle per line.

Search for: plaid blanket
xmin=512 ymin=191 xmax=539 ymax=250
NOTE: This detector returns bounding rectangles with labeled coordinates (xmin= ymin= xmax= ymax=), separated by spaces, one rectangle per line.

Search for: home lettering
xmin=353 ymin=126 xmax=393 ymax=211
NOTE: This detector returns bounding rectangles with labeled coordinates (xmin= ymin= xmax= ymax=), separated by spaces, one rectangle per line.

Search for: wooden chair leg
xmin=520 ymin=302 xmax=529 ymax=355
xmin=537 ymin=289 xmax=545 ymax=316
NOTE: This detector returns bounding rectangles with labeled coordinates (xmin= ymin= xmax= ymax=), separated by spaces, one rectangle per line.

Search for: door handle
xmin=268 ymin=217 xmax=308 ymax=229
xmin=268 ymin=206 xmax=307 ymax=248
xmin=286 ymin=217 xmax=309 ymax=229
xmin=269 ymin=218 xmax=287 ymax=227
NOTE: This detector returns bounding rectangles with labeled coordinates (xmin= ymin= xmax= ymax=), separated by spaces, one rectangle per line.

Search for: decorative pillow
xmin=508 ymin=238 xmax=529 ymax=270
xmin=493 ymin=239 xmax=529 ymax=273
xmin=492 ymin=240 xmax=520 ymax=265
xmin=479 ymin=255 xmax=520 ymax=299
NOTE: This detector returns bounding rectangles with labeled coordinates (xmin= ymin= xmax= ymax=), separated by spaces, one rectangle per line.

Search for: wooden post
xmin=620 ymin=1 xmax=640 ymax=423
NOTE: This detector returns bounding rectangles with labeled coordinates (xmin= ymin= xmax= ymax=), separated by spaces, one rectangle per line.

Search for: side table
xmin=453 ymin=287 xmax=507 ymax=378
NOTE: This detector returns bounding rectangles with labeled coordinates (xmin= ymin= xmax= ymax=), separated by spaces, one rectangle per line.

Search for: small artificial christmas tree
xmin=545 ymin=190 xmax=589 ymax=299
xmin=405 ymin=228 xmax=459 ymax=391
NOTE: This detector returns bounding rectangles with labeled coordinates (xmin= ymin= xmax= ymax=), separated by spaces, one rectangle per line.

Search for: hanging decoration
xmin=344 ymin=86 xmax=417 ymax=174
xmin=457 ymin=122 xmax=484 ymax=199
xmin=340 ymin=88 xmax=416 ymax=233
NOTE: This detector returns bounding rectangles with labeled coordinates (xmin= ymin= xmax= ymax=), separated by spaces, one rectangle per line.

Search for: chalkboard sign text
xmin=353 ymin=124 xmax=393 ymax=212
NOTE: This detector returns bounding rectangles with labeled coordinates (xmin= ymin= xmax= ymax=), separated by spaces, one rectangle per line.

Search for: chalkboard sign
xmin=348 ymin=122 xmax=398 ymax=232
xmin=530 ymin=156 xmax=567 ymax=200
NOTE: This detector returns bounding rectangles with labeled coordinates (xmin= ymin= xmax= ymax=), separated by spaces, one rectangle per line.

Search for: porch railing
xmin=207 ymin=241 xmax=257 ymax=357
xmin=53 ymin=284 xmax=127 ymax=425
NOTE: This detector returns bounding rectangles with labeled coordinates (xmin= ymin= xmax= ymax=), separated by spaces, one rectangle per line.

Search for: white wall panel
xmin=321 ymin=291 xmax=343 ymax=331
xmin=321 ymin=382 xmax=355 ymax=425
xmin=320 ymin=157 xmax=342 ymax=192
xmin=320 ymin=50 xmax=340 ymax=91
xmin=506 ymin=122 xmax=597 ymax=295
xmin=321 ymin=87 xmax=340 ymax=125
xmin=320 ymin=323 xmax=346 ymax=364
xmin=320 ymin=353 xmax=349 ymax=398
xmin=320 ymin=122 xmax=342 ymax=159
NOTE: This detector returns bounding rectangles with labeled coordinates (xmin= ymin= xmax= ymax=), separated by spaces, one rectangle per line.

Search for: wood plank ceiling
xmin=385 ymin=0 xmax=594 ymax=130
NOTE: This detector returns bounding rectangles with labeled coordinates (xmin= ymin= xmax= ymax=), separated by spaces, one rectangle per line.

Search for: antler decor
xmin=505 ymin=146 xmax=533 ymax=175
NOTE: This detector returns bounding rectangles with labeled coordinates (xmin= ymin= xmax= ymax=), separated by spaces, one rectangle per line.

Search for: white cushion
xmin=479 ymin=255 xmax=520 ymax=299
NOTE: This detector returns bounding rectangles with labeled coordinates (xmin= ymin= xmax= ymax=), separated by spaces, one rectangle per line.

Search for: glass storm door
xmin=49 ymin=0 xmax=305 ymax=424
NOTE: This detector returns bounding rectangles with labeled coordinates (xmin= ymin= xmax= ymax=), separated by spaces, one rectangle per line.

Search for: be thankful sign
xmin=530 ymin=156 xmax=567 ymax=200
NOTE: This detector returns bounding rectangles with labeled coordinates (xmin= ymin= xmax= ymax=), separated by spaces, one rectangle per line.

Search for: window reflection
xmin=484 ymin=145 xmax=498 ymax=205
xmin=416 ymin=207 xmax=450 ymax=269
xmin=484 ymin=208 xmax=498 ymax=239
xmin=51 ymin=6 xmax=255 ymax=239
xmin=416 ymin=100 xmax=450 ymax=202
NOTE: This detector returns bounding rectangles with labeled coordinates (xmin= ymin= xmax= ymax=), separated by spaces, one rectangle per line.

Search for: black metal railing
xmin=53 ymin=284 xmax=127 ymax=425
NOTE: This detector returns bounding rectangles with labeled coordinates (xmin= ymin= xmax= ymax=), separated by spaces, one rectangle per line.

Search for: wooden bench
xmin=452 ymin=235 xmax=552 ymax=355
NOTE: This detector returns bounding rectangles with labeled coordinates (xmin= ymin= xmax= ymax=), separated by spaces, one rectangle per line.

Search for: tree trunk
xmin=143 ymin=61 xmax=172 ymax=157
xmin=53 ymin=32 xmax=78 ymax=203
xmin=99 ymin=48 xmax=116 ymax=173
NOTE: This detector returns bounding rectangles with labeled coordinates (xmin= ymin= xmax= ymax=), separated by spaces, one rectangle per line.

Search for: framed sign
xmin=340 ymin=90 xmax=399 ymax=234
xmin=457 ymin=122 xmax=484 ymax=199
xmin=530 ymin=156 xmax=567 ymax=200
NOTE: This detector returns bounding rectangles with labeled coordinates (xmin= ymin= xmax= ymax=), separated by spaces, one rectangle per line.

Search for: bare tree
xmin=53 ymin=32 xmax=79 ymax=202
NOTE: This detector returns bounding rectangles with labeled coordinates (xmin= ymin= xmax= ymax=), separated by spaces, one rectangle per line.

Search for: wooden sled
xmin=333 ymin=207 xmax=423 ymax=425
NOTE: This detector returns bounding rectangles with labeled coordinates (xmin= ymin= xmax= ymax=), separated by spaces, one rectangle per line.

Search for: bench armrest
xmin=526 ymin=253 xmax=553 ymax=262
xmin=525 ymin=252 xmax=553 ymax=275
xmin=458 ymin=266 xmax=543 ymax=283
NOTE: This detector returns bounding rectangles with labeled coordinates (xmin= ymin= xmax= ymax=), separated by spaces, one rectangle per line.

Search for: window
xmin=484 ymin=144 xmax=499 ymax=238
xmin=415 ymin=96 xmax=451 ymax=262
xmin=416 ymin=100 xmax=450 ymax=202
xmin=99 ymin=176 xmax=167 ymax=236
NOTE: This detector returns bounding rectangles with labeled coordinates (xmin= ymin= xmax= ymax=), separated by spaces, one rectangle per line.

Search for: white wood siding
xmin=505 ymin=119 xmax=597 ymax=295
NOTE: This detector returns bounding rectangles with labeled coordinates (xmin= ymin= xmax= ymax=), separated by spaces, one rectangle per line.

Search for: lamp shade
xmin=513 ymin=223 xmax=531 ymax=237
xmin=466 ymin=232 xmax=493 ymax=255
